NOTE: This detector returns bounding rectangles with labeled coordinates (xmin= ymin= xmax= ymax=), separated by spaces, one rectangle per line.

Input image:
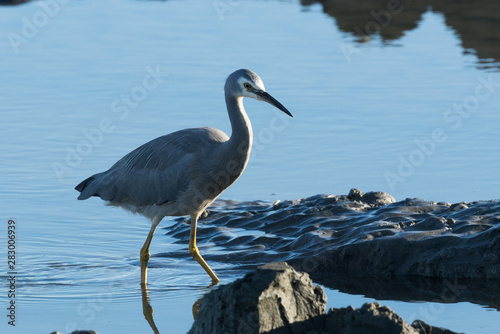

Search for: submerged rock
xmin=164 ymin=189 xmax=500 ymax=281
xmin=189 ymin=264 xmax=462 ymax=334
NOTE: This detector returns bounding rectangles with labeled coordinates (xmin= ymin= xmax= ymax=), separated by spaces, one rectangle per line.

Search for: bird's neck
xmin=215 ymin=93 xmax=253 ymax=188
xmin=225 ymin=94 xmax=253 ymax=155
xmin=200 ymin=94 xmax=254 ymax=200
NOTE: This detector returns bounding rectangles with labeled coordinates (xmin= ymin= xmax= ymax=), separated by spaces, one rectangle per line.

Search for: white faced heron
xmin=75 ymin=69 xmax=293 ymax=286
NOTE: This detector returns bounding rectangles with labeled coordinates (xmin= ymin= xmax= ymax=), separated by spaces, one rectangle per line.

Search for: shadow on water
xmin=309 ymin=273 xmax=500 ymax=311
xmin=301 ymin=0 xmax=500 ymax=69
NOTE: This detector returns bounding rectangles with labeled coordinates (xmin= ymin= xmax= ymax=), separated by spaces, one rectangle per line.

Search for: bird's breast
xmin=201 ymin=143 xmax=250 ymax=197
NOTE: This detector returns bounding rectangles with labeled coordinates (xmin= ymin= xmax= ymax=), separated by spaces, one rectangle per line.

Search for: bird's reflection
xmin=140 ymin=280 xmax=218 ymax=333
xmin=192 ymin=296 xmax=203 ymax=320
xmin=141 ymin=285 xmax=160 ymax=334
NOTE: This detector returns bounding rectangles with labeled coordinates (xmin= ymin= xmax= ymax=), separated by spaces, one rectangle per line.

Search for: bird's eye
xmin=243 ymin=83 xmax=252 ymax=89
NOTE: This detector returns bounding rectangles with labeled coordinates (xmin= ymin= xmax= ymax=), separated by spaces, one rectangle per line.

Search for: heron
xmin=75 ymin=69 xmax=293 ymax=286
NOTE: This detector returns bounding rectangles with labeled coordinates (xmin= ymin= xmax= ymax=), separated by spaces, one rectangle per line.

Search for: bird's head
xmin=226 ymin=69 xmax=293 ymax=118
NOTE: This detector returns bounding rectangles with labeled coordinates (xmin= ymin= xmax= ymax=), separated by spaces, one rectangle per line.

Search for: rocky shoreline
xmin=53 ymin=263 xmax=464 ymax=334
xmin=52 ymin=189 xmax=500 ymax=333
xmin=189 ymin=262 xmax=463 ymax=334
xmin=164 ymin=189 xmax=500 ymax=291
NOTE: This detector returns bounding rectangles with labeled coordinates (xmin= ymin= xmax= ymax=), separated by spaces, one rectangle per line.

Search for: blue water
xmin=1 ymin=0 xmax=500 ymax=333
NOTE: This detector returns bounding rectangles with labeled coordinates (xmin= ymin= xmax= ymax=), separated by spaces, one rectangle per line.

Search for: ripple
xmin=162 ymin=189 xmax=500 ymax=309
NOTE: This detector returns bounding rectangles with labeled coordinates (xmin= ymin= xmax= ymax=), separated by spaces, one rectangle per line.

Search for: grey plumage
xmin=75 ymin=69 xmax=293 ymax=285
xmin=76 ymin=128 xmax=230 ymax=216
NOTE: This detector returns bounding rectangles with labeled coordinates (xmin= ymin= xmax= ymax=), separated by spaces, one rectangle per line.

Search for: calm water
xmin=1 ymin=0 xmax=500 ymax=333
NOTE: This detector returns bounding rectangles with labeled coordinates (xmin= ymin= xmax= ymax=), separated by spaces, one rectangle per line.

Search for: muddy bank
xmin=162 ymin=189 xmax=500 ymax=308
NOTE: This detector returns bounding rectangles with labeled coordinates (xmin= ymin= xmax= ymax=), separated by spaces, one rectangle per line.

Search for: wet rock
xmin=188 ymin=262 xmax=326 ymax=334
xmin=324 ymin=303 xmax=464 ymax=334
xmin=347 ymin=188 xmax=364 ymax=201
xmin=190 ymin=264 xmax=461 ymax=334
xmin=412 ymin=320 xmax=465 ymax=334
xmin=165 ymin=191 xmax=500 ymax=282
xmin=406 ymin=216 xmax=449 ymax=231
xmin=450 ymin=202 xmax=469 ymax=211
xmin=325 ymin=302 xmax=418 ymax=334
xmin=363 ymin=191 xmax=396 ymax=206
xmin=348 ymin=188 xmax=396 ymax=206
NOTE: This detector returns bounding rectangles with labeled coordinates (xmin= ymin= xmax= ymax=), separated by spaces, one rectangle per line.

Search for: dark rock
xmin=347 ymin=188 xmax=364 ymax=201
xmin=190 ymin=264 xmax=461 ymax=334
xmin=164 ymin=192 xmax=500 ymax=307
xmin=363 ymin=191 xmax=396 ymax=206
xmin=325 ymin=302 xmax=418 ymax=334
xmin=450 ymin=202 xmax=469 ymax=211
xmin=348 ymin=188 xmax=396 ymax=206
xmin=322 ymin=303 xmax=464 ymax=334
xmin=189 ymin=262 xmax=326 ymax=334
xmin=412 ymin=320 xmax=466 ymax=334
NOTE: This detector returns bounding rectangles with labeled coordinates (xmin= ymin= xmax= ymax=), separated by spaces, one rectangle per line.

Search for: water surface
xmin=1 ymin=0 xmax=500 ymax=333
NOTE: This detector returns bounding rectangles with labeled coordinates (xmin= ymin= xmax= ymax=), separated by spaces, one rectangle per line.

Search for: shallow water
xmin=1 ymin=0 xmax=500 ymax=333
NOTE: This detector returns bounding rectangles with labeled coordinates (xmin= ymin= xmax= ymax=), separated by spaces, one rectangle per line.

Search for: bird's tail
xmin=75 ymin=175 xmax=97 ymax=200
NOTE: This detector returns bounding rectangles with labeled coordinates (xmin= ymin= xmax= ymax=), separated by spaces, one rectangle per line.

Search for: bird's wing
xmin=76 ymin=128 xmax=229 ymax=206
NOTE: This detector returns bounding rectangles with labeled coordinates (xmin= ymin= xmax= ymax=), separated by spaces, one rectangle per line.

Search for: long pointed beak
xmin=256 ymin=91 xmax=293 ymax=118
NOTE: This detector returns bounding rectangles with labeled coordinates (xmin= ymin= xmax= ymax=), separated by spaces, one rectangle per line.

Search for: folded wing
xmin=75 ymin=128 xmax=229 ymax=207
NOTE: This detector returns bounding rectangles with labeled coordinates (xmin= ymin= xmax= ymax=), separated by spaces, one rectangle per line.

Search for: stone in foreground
xmin=189 ymin=262 xmax=326 ymax=334
xmin=189 ymin=263 xmax=463 ymax=334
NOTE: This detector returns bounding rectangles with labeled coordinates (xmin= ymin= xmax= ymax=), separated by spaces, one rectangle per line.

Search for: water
xmin=1 ymin=0 xmax=499 ymax=333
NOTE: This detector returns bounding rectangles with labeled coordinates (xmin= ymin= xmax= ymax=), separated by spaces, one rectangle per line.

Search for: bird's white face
xmin=237 ymin=76 xmax=266 ymax=100
xmin=230 ymin=70 xmax=293 ymax=117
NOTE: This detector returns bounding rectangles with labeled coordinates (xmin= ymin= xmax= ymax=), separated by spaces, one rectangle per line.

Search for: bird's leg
xmin=189 ymin=214 xmax=220 ymax=284
xmin=140 ymin=217 xmax=162 ymax=287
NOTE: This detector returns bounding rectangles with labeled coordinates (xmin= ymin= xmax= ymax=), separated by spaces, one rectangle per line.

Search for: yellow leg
xmin=189 ymin=214 xmax=220 ymax=284
xmin=140 ymin=217 xmax=162 ymax=287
